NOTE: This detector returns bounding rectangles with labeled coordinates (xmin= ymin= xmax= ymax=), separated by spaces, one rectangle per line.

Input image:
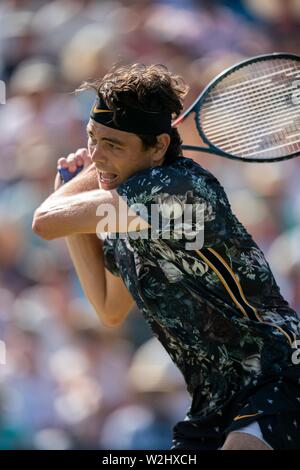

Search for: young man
xmin=32 ymin=64 xmax=300 ymax=450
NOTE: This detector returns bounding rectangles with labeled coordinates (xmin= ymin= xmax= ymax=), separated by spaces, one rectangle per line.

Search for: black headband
xmin=90 ymin=95 xmax=172 ymax=135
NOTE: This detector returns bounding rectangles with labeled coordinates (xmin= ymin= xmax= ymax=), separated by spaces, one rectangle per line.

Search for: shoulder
xmin=116 ymin=157 xmax=221 ymax=200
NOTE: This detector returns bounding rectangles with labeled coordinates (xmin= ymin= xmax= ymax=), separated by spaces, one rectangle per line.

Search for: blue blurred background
xmin=0 ymin=0 xmax=299 ymax=450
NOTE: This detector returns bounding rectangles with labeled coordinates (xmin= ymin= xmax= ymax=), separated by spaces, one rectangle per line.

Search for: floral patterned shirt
xmin=103 ymin=156 xmax=300 ymax=418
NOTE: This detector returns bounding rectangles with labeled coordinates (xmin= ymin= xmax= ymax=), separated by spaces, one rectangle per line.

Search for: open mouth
xmin=99 ymin=172 xmax=118 ymax=184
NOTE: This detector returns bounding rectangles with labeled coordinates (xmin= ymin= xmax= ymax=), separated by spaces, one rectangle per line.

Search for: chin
xmin=99 ymin=182 xmax=120 ymax=190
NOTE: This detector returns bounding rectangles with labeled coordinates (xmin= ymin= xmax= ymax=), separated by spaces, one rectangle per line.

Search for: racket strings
xmin=201 ymin=107 xmax=300 ymax=154
xmin=204 ymin=101 xmax=299 ymax=137
xmin=203 ymin=78 xmax=296 ymax=115
xmin=200 ymin=59 xmax=300 ymax=159
xmin=203 ymin=91 xmax=292 ymax=127
xmin=206 ymin=120 xmax=300 ymax=153
xmin=206 ymin=81 xmax=296 ymax=111
xmin=205 ymin=121 xmax=300 ymax=158
xmin=203 ymin=64 xmax=299 ymax=114
xmin=205 ymin=62 xmax=298 ymax=97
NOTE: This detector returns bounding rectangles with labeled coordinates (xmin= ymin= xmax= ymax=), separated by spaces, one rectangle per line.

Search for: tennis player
xmin=32 ymin=64 xmax=300 ymax=450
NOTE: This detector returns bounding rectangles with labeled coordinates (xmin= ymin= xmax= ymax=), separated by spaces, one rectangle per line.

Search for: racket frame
xmin=174 ymin=53 xmax=300 ymax=163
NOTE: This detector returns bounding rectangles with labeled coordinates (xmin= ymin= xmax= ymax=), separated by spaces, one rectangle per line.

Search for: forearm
xmin=65 ymin=233 xmax=107 ymax=319
xmin=32 ymin=188 xmax=115 ymax=239
xmin=32 ymin=185 xmax=143 ymax=240
xmin=66 ymin=233 xmax=134 ymax=327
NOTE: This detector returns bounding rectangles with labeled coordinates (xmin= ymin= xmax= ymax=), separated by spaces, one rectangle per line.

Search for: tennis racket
xmin=173 ymin=53 xmax=300 ymax=163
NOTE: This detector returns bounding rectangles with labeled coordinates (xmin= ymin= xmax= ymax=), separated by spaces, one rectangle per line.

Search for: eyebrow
xmin=86 ymin=127 xmax=126 ymax=147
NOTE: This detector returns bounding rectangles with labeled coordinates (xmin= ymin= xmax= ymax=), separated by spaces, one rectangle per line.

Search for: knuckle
xmin=66 ymin=153 xmax=76 ymax=162
xmin=76 ymin=148 xmax=87 ymax=156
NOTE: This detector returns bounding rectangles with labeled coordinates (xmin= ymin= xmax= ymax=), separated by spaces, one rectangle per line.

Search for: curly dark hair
xmin=78 ymin=63 xmax=189 ymax=165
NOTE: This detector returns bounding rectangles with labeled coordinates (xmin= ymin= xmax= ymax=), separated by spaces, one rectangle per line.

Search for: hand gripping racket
xmin=58 ymin=165 xmax=84 ymax=183
xmin=173 ymin=53 xmax=300 ymax=163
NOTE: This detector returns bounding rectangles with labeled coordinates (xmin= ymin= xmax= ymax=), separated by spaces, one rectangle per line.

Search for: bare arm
xmin=32 ymin=162 xmax=148 ymax=240
xmin=66 ymin=233 xmax=135 ymax=327
xmin=33 ymin=149 xmax=135 ymax=327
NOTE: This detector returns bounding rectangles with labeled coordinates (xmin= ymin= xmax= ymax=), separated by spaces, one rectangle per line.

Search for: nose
xmin=91 ymin=145 xmax=108 ymax=165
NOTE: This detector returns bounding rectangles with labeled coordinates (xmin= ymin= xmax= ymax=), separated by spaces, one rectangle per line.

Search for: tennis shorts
xmin=171 ymin=364 xmax=300 ymax=450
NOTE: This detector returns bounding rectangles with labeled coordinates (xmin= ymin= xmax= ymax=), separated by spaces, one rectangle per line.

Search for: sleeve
xmin=102 ymin=235 xmax=121 ymax=277
xmin=116 ymin=164 xmax=232 ymax=250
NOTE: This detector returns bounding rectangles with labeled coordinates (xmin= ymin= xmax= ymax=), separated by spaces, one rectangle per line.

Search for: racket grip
xmin=58 ymin=165 xmax=84 ymax=183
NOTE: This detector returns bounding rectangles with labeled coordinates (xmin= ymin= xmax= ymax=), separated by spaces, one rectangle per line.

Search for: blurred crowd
xmin=0 ymin=0 xmax=299 ymax=450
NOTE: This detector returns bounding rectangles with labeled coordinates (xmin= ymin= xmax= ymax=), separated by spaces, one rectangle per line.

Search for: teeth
xmin=100 ymin=172 xmax=117 ymax=183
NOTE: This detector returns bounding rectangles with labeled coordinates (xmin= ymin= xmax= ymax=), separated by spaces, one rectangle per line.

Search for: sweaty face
xmin=87 ymin=120 xmax=157 ymax=190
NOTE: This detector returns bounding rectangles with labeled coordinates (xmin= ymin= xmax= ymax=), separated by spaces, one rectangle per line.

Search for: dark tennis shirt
xmin=102 ymin=156 xmax=300 ymax=418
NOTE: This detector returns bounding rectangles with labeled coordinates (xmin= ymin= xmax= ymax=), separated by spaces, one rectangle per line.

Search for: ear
xmin=151 ymin=133 xmax=171 ymax=164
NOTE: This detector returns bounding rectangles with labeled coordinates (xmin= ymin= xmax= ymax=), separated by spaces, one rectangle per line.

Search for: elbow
xmin=101 ymin=312 xmax=125 ymax=328
xmin=95 ymin=306 xmax=125 ymax=329
xmin=102 ymin=317 xmax=124 ymax=328
xmin=32 ymin=210 xmax=56 ymax=240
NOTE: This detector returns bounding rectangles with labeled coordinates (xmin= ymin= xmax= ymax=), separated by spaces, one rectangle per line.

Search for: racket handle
xmin=58 ymin=165 xmax=84 ymax=183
